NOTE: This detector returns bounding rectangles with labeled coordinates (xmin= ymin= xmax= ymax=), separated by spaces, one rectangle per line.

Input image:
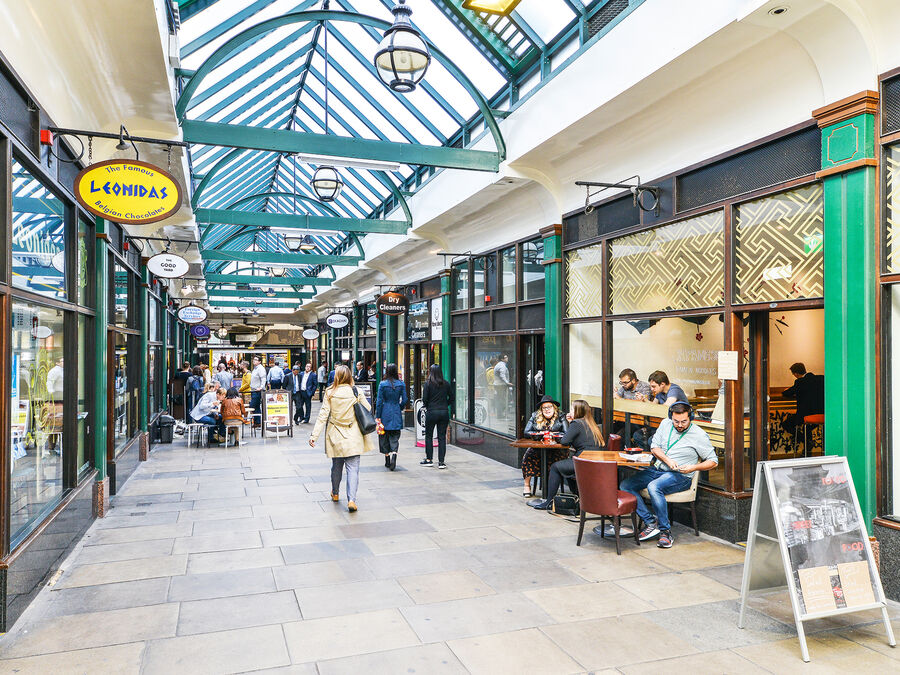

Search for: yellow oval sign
xmin=74 ymin=159 xmax=182 ymax=225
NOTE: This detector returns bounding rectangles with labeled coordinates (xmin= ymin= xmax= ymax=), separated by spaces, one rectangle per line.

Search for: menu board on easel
xmin=263 ymin=390 xmax=293 ymax=438
xmin=738 ymin=456 xmax=895 ymax=662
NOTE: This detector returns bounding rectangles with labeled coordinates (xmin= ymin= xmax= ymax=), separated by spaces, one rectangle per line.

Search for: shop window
xmin=609 ymin=211 xmax=724 ymax=315
xmin=522 ymin=239 xmax=545 ymax=300
xmin=474 ymin=335 xmax=516 ymax=436
xmin=566 ymin=243 xmax=604 ymax=318
xmin=885 ymin=144 xmax=900 ymax=272
xmin=149 ymin=347 xmax=158 ymax=414
xmin=568 ymin=322 xmax=603 ymax=409
xmin=149 ymin=298 xmax=159 ymax=342
xmin=77 ymin=218 xmax=93 ymax=307
xmin=11 ymin=158 xmax=67 ymax=301
xmin=10 ymin=302 xmax=66 ymax=543
xmin=113 ymin=333 xmax=138 ymax=449
xmin=453 ymin=262 xmax=469 ymax=310
xmin=454 ymin=338 xmax=470 ymax=423
xmin=473 ymin=257 xmax=486 ymax=308
xmin=407 ymin=301 xmax=430 ymax=341
xmin=887 ymin=286 xmax=900 ymax=517
xmin=611 ymin=315 xmax=725 ymax=488
xmin=77 ymin=315 xmax=92 ymax=476
xmin=734 ymin=183 xmax=824 ymax=304
xmin=500 ymin=246 xmax=516 ymax=304
xmin=112 ymin=260 xmax=131 ymax=329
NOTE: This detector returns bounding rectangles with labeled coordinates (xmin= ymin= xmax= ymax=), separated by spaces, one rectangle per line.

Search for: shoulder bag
xmin=352 ymin=386 xmax=377 ymax=435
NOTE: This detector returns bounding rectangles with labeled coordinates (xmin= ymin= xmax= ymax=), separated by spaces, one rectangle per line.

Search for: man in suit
xmin=782 ymin=362 xmax=825 ymax=434
xmin=297 ymin=363 xmax=317 ymax=424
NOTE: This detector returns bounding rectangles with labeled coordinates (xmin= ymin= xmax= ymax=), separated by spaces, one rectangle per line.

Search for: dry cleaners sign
xmin=74 ymin=160 xmax=182 ymax=225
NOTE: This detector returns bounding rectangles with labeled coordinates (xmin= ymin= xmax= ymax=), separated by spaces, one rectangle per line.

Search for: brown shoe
xmin=347 ymin=501 xmax=358 ymax=512
xmin=331 ymin=493 xmax=339 ymax=502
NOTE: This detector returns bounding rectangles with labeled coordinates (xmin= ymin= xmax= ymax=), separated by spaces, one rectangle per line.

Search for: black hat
xmin=537 ymin=395 xmax=560 ymax=408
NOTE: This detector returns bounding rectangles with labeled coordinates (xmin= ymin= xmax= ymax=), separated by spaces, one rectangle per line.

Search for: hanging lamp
xmin=374 ymin=0 xmax=431 ymax=93
xmin=311 ymin=17 xmax=343 ymax=201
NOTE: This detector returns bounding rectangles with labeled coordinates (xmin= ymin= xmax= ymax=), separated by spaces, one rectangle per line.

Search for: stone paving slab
xmin=1 ymin=398 xmax=898 ymax=672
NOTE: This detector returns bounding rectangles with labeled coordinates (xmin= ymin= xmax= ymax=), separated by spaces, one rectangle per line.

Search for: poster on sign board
xmin=263 ymin=391 xmax=292 ymax=437
xmin=431 ymin=301 xmax=442 ymax=341
xmin=738 ymin=456 xmax=895 ymax=662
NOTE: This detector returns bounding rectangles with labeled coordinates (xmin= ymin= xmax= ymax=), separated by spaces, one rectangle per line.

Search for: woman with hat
xmin=521 ymin=395 xmax=568 ymax=497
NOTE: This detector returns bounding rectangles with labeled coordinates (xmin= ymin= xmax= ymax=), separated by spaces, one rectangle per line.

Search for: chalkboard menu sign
xmin=738 ymin=456 xmax=895 ymax=662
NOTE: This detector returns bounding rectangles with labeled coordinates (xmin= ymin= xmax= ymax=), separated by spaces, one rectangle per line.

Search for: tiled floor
xmin=1 ymin=401 xmax=898 ymax=674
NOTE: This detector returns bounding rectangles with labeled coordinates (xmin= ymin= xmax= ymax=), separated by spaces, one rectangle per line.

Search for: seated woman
xmin=531 ymin=399 xmax=605 ymax=510
xmin=521 ymin=395 xmax=569 ymax=497
xmin=221 ymin=387 xmax=247 ymax=445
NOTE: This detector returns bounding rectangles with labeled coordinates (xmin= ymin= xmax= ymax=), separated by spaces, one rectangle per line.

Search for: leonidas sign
xmin=376 ymin=291 xmax=408 ymax=316
xmin=74 ymin=160 xmax=182 ymax=225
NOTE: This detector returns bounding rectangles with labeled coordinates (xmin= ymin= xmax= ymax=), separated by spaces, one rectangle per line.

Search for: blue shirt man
xmin=620 ymin=402 xmax=718 ymax=549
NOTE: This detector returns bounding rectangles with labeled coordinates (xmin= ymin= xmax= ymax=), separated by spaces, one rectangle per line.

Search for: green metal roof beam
xmin=182 ymin=120 xmax=499 ymax=172
xmin=195 ymin=207 xmax=408 ymax=235
xmin=209 ymin=300 xmax=303 ymax=309
xmin=176 ymin=10 xmax=505 ymax=162
xmin=182 ymin=0 xmax=280 ymax=59
xmin=207 ymin=289 xmax=314 ymax=299
xmin=206 ymin=273 xmax=331 ymax=286
xmin=201 ymin=250 xmax=362 ymax=266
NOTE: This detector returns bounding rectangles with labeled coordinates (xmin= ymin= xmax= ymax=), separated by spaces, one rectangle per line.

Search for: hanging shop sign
xmin=431 ymin=300 xmax=443 ymax=341
xmin=739 ymin=457 xmax=895 ymax=662
xmin=376 ymin=291 xmax=408 ymax=316
xmin=74 ymin=159 xmax=182 ymax=225
xmin=302 ymin=328 xmax=320 ymax=340
xmin=190 ymin=324 xmax=211 ymax=340
xmin=147 ymin=252 xmax=190 ymax=279
xmin=367 ymin=314 xmax=379 ymax=329
xmin=326 ymin=313 xmax=350 ymax=329
xmin=178 ymin=305 xmax=208 ymax=324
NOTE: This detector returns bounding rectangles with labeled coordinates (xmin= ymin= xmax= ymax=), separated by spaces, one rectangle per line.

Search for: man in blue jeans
xmin=621 ymin=402 xmax=718 ymax=548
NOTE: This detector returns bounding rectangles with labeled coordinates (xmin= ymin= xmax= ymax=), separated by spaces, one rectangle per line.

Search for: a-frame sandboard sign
xmin=738 ymin=456 xmax=895 ymax=661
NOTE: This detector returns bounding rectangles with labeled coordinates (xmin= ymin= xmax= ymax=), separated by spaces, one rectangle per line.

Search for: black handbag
xmin=552 ymin=493 xmax=580 ymax=517
xmin=352 ymin=386 xmax=377 ymax=435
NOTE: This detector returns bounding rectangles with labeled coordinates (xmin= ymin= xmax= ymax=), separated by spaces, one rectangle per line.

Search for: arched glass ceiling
xmin=177 ymin=0 xmax=634 ymax=284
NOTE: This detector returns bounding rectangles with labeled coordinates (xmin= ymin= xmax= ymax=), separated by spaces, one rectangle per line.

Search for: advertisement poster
xmin=407 ymin=301 xmax=429 ymax=341
xmin=431 ymin=301 xmax=442 ymax=341
xmin=264 ymin=391 xmax=291 ymax=433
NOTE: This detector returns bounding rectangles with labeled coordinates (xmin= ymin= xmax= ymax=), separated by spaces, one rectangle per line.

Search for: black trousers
xmin=318 ymin=383 xmax=326 ymax=402
xmin=546 ymin=458 xmax=578 ymax=500
xmin=296 ymin=392 xmax=311 ymax=422
xmin=379 ymin=430 xmax=400 ymax=454
xmin=425 ymin=412 xmax=449 ymax=463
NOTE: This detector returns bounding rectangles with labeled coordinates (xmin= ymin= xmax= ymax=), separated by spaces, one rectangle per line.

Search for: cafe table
xmin=510 ymin=436 xmax=567 ymax=498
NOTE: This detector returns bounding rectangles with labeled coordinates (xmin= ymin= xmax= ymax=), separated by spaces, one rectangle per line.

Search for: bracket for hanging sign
xmin=576 ymin=175 xmax=660 ymax=216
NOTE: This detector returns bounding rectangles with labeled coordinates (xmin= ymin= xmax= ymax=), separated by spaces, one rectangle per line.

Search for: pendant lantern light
xmin=270 ymin=266 xmax=286 ymax=277
xmin=311 ymin=14 xmax=343 ymax=202
xmin=375 ymin=0 xmax=431 ymax=93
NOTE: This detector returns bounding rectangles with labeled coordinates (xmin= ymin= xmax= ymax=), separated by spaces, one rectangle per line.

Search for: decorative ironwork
xmin=609 ymin=211 xmax=725 ymax=315
xmin=734 ymin=183 xmax=824 ymax=304
xmin=565 ymin=244 xmax=604 ymax=318
xmin=885 ymin=146 xmax=900 ymax=272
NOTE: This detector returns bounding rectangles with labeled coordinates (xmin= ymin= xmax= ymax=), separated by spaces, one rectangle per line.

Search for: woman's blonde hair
xmin=572 ymin=399 xmax=604 ymax=446
xmin=533 ymin=402 xmax=559 ymax=430
xmin=326 ymin=364 xmax=355 ymax=398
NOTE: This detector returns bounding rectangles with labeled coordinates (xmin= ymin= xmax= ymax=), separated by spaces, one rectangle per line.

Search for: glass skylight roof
xmin=177 ymin=0 xmax=616 ymax=290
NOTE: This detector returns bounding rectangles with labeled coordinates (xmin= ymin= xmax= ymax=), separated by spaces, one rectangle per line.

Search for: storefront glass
xmin=609 ymin=211 xmax=724 ymax=315
xmin=113 ymin=261 xmax=130 ymax=328
xmin=11 ymin=159 xmax=66 ymax=301
xmin=407 ymin=301 xmax=430 ymax=341
xmin=473 ymin=256 xmax=486 ymax=308
xmin=113 ymin=333 xmax=137 ymax=449
xmin=565 ymin=243 xmax=604 ymax=318
xmin=473 ymin=335 xmax=516 ymax=436
xmin=885 ymin=144 xmax=900 ymax=273
xmin=889 ymin=286 xmax=900 ymax=516
xmin=500 ymin=246 xmax=516 ymax=303
xmin=10 ymin=302 xmax=65 ymax=543
xmin=567 ymin=322 xmax=603 ymax=408
xmin=454 ymin=338 xmax=470 ymax=423
xmin=77 ymin=314 xmax=91 ymax=475
xmin=454 ymin=262 xmax=468 ymax=310
xmin=149 ymin=346 xmax=158 ymax=414
xmin=612 ymin=315 xmax=725 ymax=487
xmin=734 ymin=184 xmax=824 ymax=304
xmin=522 ymin=239 xmax=545 ymax=300
xmin=77 ymin=218 xmax=92 ymax=306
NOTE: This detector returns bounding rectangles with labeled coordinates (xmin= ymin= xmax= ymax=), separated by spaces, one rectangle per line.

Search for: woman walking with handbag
xmin=375 ymin=363 xmax=408 ymax=471
xmin=309 ymin=364 xmax=375 ymax=512
xmin=420 ymin=364 xmax=454 ymax=469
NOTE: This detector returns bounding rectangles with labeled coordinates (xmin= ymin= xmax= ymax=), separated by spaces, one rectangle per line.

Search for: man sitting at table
xmin=621 ymin=402 xmax=718 ymax=548
xmin=631 ymin=370 xmax=689 ymax=450
xmin=612 ymin=368 xmax=651 ymax=443
xmin=781 ymin=362 xmax=824 ymax=435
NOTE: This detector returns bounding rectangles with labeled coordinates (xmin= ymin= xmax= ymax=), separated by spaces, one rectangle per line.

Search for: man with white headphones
xmin=620 ymin=402 xmax=718 ymax=549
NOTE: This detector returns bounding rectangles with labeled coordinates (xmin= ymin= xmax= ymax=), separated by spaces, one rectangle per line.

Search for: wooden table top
xmin=510 ymin=437 xmax=567 ymax=449
xmin=579 ymin=450 xmax=652 ymax=467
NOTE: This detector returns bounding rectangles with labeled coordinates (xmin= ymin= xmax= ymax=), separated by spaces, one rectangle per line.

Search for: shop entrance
xmin=404 ymin=343 xmax=441 ymax=404
xmin=519 ymin=334 xmax=545 ymax=434
xmin=744 ymin=307 xmax=825 ymax=484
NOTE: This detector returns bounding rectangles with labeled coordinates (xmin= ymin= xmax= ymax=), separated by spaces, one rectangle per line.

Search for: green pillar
xmin=815 ymin=93 xmax=878 ymax=527
xmin=93 ymin=219 xmax=108 ymax=480
xmin=138 ymin=262 xmax=149 ymax=432
xmin=375 ymin=313 xmax=384 ymax=382
xmin=541 ymin=224 xmax=564 ymax=402
xmin=440 ymin=269 xmax=452 ymax=381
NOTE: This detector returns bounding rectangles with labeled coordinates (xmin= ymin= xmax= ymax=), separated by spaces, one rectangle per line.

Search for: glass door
xmin=519 ymin=335 xmax=545 ymax=435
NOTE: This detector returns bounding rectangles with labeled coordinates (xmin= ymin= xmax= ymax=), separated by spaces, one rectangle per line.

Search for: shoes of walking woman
xmin=331 ymin=493 xmax=339 ymax=502
xmin=390 ymin=453 xmax=398 ymax=471
xmin=347 ymin=501 xmax=358 ymax=512
xmin=437 ymin=462 xmax=447 ymax=469
xmin=420 ymin=459 xmax=433 ymax=466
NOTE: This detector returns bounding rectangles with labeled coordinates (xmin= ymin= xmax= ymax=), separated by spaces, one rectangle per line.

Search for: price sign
xmin=738 ymin=456 xmax=895 ymax=661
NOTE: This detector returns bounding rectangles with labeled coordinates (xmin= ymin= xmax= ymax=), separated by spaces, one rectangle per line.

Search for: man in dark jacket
xmin=782 ymin=362 xmax=825 ymax=434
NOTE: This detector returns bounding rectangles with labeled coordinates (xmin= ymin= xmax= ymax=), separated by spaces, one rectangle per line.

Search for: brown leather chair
xmin=573 ymin=457 xmax=640 ymax=555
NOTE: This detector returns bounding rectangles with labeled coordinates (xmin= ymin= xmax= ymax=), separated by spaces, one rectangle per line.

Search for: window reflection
xmin=472 ymin=257 xmax=486 ymax=308
xmin=454 ymin=262 xmax=468 ymax=310
xmin=522 ymin=239 xmax=544 ymax=300
xmin=473 ymin=335 xmax=516 ymax=435
xmin=113 ymin=261 xmax=130 ymax=328
xmin=11 ymin=159 xmax=66 ymax=300
xmin=500 ymin=246 xmax=516 ymax=303
xmin=454 ymin=338 xmax=469 ymax=423
xmin=113 ymin=333 xmax=137 ymax=448
xmin=11 ymin=302 xmax=65 ymax=542
xmin=78 ymin=315 xmax=91 ymax=475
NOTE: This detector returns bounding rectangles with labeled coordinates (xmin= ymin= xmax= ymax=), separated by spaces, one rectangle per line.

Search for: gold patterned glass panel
xmin=609 ymin=211 xmax=724 ymax=315
xmin=734 ymin=183 xmax=823 ymax=304
xmin=565 ymin=243 xmax=604 ymax=318
xmin=886 ymin=145 xmax=900 ymax=272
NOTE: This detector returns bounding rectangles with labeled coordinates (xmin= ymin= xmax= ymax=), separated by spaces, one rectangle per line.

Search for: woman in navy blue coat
xmin=375 ymin=363 xmax=408 ymax=471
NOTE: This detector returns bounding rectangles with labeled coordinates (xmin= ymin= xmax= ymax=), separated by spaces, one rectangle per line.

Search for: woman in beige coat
xmin=309 ymin=365 xmax=375 ymax=512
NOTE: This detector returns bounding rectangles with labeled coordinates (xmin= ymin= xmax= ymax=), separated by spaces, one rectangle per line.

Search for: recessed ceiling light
xmin=768 ymin=6 xmax=789 ymax=16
